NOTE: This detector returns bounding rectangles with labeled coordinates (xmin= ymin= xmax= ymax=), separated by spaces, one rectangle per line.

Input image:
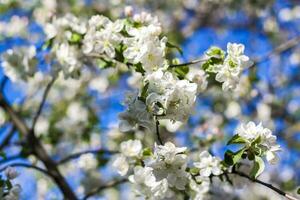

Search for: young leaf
xmin=142 ymin=147 xmax=152 ymax=157
xmin=223 ymin=148 xmax=245 ymax=166
xmin=250 ymin=156 xmax=265 ymax=179
xmin=227 ymin=134 xmax=247 ymax=145
xmin=166 ymin=41 xmax=183 ymax=55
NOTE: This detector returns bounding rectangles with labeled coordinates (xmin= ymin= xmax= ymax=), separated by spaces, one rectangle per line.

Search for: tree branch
xmin=0 ymin=155 xmax=22 ymax=165
xmin=252 ymin=35 xmax=300 ymax=66
xmin=0 ymin=162 xmax=53 ymax=178
xmin=169 ymin=58 xmax=207 ymax=68
xmin=156 ymin=119 xmax=163 ymax=145
xmin=58 ymin=149 xmax=117 ymax=165
xmin=0 ymin=126 xmax=16 ymax=150
xmin=168 ymin=35 xmax=300 ymax=69
xmin=31 ymin=76 xmax=56 ymax=132
xmin=231 ymin=170 xmax=299 ymax=200
xmin=82 ymin=179 xmax=127 ymax=200
xmin=0 ymin=78 xmax=78 ymax=200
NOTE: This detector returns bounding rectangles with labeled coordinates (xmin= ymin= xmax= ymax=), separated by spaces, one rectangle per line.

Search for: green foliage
xmin=174 ymin=65 xmax=189 ymax=79
xmin=166 ymin=41 xmax=183 ymax=55
xmin=142 ymin=147 xmax=152 ymax=157
xmin=223 ymin=148 xmax=245 ymax=166
xmin=189 ymin=167 xmax=200 ymax=175
xmin=250 ymin=156 xmax=265 ymax=179
xmin=69 ymin=33 xmax=83 ymax=44
xmin=227 ymin=135 xmax=247 ymax=145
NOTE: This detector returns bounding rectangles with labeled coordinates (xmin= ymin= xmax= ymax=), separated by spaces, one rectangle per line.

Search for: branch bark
xmin=31 ymin=76 xmax=56 ymax=131
xmin=0 ymin=78 xmax=78 ymax=200
xmin=231 ymin=170 xmax=299 ymax=200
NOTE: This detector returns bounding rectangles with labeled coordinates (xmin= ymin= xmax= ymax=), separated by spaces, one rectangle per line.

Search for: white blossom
xmin=120 ymin=139 xmax=142 ymax=157
xmin=214 ymin=43 xmax=252 ymax=91
xmin=186 ymin=68 xmax=208 ymax=93
xmin=193 ymin=151 xmax=222 ymax=177
xmin=148 ymin=142 xmax=189 ymax=190
xmin=119 ymin=93 xmax=155 ymax=132
xmin=112 ymin=155 xmax=129 ymax=176
xmin=123 ymin=23 xmax=166 ymax=72
xmin=83 ymin=15 xmax=124 ymax=58
xmin=129 ymin=166 xmax=170 ymax=200
xmin=145 ymin=70 xmax=197 ymax=121
xmin=55 ymin=43 xmax=82 ymax=78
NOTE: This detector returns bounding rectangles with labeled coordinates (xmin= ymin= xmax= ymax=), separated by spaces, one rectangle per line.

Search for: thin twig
xmin=155 ymin=119 xmax=163 ymax=145
xmin=169 ymin=58 xmax=207 ymax=68
xmin=82 ymin=179 xmax=127 ymax=200
xmin=0 ymin=163 xmax=52 ymax=178
xmin=58 ymin=149 xmax=117 ymax=165
xmin=169 ymin=35 xmax=300 ymax=69
xmin=0 ymin=155 xmax=22 ymax=165
xmin=31 ymin=76 xmax=56 ymax=132
xmin=252 ymin=35 xmax=300 ymax=66
xmin=232 ymin=170 xmax=299 ymax=200
xmin=0 ymin=126 xmax=16 ymax=150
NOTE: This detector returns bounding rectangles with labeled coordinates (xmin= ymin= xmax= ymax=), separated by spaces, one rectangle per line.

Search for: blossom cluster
xmin=113 ymin=140 xmax=223 ymax=200
xmin=204 ymin=43 xmax=253 ymax=91
xmin=235 ymin=121 xmax=281 ymax=165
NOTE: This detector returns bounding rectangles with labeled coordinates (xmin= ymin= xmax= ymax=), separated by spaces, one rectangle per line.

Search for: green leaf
xmin=205 ymin=46 xmax=225 ymax=59
xmin=189 ymin=167 xmax=200 ymax=175
xmin=5 ymin=180 xmax=12 ymax=190
xmin=297 ymin=187 xmax=300 ymax=194
xmin=174 ymin=65 xmax=189 ymax=79
xmin=223 ymin=148 xmax=245 ymax=166
xmin=250 ymin=156 xmax=265 ymax=179
xmin=69 ymin=32 xmax=83 ymax=43
xmin=42 ymin=38 xmax=54 ymax=50
xmin=140 ymin=82 xmax=149 ymax=101
xmin=142 ymin=147 xmax=152 ymax=157
xmin=166 ymin=41 xmax=183 ymax=55
xmin=0 ymin=151 xmax=6 ymax=159
xmin=134 ymin=63 xmax=145 ymax=75
xmin=227 ymin=134 xmax=247 ymax=145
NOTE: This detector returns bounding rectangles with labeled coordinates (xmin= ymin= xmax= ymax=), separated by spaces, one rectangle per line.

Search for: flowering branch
xmin=169 ymin=58 xmax=207 ymax=68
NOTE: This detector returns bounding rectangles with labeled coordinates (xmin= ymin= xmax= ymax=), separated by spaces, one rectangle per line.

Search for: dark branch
xmin=155 ymin=119 xmax=163 ymax=145
xmin=231 ymin=171 xmax=299 ymax=200
xmin=0 ymin=155 xmax=22 ymax=165
xmin=31 ymin=76 xmax=56 ymax=132
xmin=0 ymin=79 xmax=78 ymax=200
xmin=169 ymin=58 xmax=207 ymax=68
xmin=169 ymin=35 xmax=300 ymax=69
xmin=82 ymin=179 xmax=127 ymax=200
xmin=0 ymin=163 xmax=53 ymax=178
xmin=0 ymin=126 xmax=16 ymax=150
xmin=58 ymin=149 xmax=117 ymax=165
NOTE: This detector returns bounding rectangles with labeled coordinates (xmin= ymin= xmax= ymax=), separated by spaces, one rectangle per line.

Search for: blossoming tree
xmin=0 ymin=1 xmax=299 ymax=200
